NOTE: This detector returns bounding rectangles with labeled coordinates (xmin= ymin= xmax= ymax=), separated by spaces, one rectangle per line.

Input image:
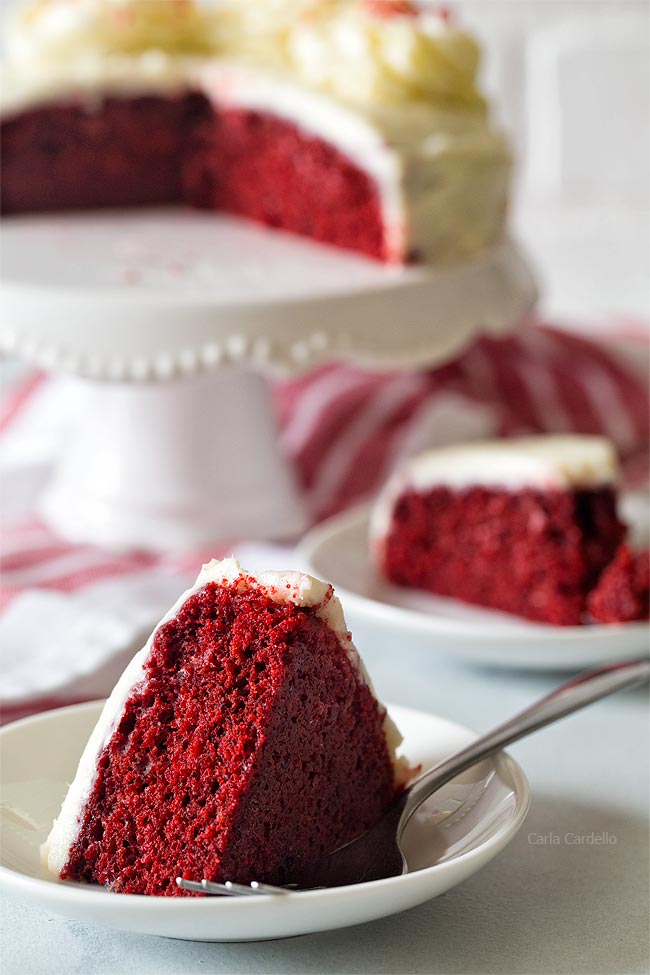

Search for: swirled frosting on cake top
xmin=4 ymin=0 xmax=486 ymax=111
xmin=5 ymin=0 xmax=215 ymax=59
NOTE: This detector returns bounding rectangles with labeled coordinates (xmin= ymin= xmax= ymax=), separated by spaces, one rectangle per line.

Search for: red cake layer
xmin=184 ymin=108 xmax=386 ymax=259
xmin=61 ymin=580 xmax=397 ymax=895
xmin=1 ymin=95 xmax=388 ymax=259
xmin=0 ymin=94 xmax=210 ymax=213
xmin=381 ymin=486 xmax=626 ymax=625
xmin=588 ymin=545 xmax=650 ymax=623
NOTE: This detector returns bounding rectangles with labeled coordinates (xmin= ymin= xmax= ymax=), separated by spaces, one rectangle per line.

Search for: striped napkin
xmin=1 ymin=319 xmax=648 ymax=721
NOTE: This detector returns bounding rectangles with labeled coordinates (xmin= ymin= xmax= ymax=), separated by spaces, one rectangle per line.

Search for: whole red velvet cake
xmin=2 ymin=95 xmax=387 ymax=260
xmin=1 ymin=0 xmax=511 ymax=263
xmin=371 ymin=435 xmax=633 ymax=626
xmin=41 ymin=559 xmax=405 ymax=895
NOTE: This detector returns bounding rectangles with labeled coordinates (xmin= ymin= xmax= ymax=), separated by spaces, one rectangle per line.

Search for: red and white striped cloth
xmin=277 ymin=319 xmax=649 ymax=521
xmin=1 ymin=318 xmax=648 ymax=722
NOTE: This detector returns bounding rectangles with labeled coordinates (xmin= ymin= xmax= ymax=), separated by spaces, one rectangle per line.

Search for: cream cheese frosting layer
xmin=41 ymin=557 xmax=405 ymax=877
xmin=399 ymin=435 xmax=620 ymax=491
xmin=4 ymin=0 xmax=486 ymax=111
xmin=4 ymin=0 xmax=215 ymax=62
xmin=1 ymin=51 xmax=204 ymax=115
xmin=370 ymin=435 xmax=620 ymax=544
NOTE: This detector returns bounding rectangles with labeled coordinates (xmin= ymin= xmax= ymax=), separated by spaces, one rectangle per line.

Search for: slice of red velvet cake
xmin=371 ymin=435 xmax=627 ymax=626
xmin=41 ymin=559 xmax=406 ymax=895
xmin=1 ymin=0 xmax=510 ymax=263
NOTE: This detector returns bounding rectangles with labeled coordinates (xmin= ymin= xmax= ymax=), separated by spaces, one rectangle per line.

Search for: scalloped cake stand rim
xmin=0 ymin=211 xmax=537 ymax=380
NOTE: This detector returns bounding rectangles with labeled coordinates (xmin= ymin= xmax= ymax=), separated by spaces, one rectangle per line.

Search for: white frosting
xmin=41 ymin=557 xmax=404 ymax=878
xmin=1 ymin=51 xmax=203 ymax=113
xmin=370 ymin=435 xmax=620 ymax=544
xmin=282 ymin=6 xmax=485 ymax=110
xmin=401 ymin=435 xmax=619 ymax=491
xmin=4 ymin=0 xmax=215 ymax=63
xmin=3 ymin=1 xmax=486 ymax=110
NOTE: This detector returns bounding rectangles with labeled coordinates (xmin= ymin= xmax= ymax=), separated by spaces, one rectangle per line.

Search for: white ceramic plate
xmin=0 ymin=701 xmax=529 ymax=942
xmin=301 ymin=507 xmax=650 ymax=672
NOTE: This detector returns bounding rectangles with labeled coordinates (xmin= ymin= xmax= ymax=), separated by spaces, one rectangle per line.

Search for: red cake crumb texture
xmin=1 ymin=95 xmax=388 ymax=260
xmin=380 ymin=486 xmax=627 ymax=626
xmin=185 ymin=108 xmax=386 ymax=259
xmin=59 ymin=575 xmax=399 ymax=895
xmin=0 ymin=95 xmax=208 ymax=213
xmin=588 ymin=546 xmax=650 ymax=623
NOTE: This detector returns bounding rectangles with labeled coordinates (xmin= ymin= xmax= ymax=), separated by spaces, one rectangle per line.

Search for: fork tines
xmin=176 ymin=877 xmax=290 ymax=897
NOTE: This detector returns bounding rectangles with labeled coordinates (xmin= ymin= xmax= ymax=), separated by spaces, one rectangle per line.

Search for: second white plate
xmin=301 ymin=507 xmax=649 ymax=671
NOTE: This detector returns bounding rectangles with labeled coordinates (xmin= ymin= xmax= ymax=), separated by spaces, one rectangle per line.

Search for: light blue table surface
xmin=2 ymin=634 xmax=648 ymax=975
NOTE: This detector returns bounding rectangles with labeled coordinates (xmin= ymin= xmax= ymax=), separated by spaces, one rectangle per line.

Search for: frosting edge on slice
xmin=370 ymin=435 xmax=620 ymax=547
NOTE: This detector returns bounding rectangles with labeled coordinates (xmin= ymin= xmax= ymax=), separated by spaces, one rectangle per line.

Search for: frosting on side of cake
xmin=41 ymin=557 xmax=405 ymax=878
xmin=370 ymin=435 xmax=620 ymax=544
xmin=198 ymin=60 xmax=404 ymax=260
xmin=200 ymin=61 xmax=508 ymax=261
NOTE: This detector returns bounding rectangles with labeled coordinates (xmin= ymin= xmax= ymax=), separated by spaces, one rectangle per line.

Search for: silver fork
xmin=177 ymin=656 xmax=649 ymax=896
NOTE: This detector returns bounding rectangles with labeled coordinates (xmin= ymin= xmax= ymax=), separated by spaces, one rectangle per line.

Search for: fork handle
xmin=400 ymin=657 xmax=650 ymax=828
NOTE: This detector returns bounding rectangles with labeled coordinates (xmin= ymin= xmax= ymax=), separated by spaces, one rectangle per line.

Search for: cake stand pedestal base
xmin=2 ymin=213 xmax=537 ymax=551
xmin=39 ymin=370 xmax=307 ymax=552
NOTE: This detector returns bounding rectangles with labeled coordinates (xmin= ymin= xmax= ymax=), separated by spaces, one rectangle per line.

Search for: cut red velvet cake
xmin=371 ymin=436 xmax=628 ymax=626
xmin=1 ymin=0 xmax=510 ymax=263
xmin=588 ymin=546 xmax=650 ymax=624
xmin=41 ymin=559 xmax=406 ymax=895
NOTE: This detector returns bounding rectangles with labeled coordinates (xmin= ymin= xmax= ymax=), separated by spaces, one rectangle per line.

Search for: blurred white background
xmin=457 ymin=0 xmax=648 ymax=323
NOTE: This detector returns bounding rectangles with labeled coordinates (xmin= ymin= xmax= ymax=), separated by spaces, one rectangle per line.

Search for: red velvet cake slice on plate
xmin=370 ymin=435 xmax=627 ymax=626
xmin=41 ymin=559 xmax=406 ymax=895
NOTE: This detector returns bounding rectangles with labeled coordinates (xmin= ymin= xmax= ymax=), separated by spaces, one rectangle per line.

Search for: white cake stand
xmin=0 ymin=210 xmax=537 ymax=550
